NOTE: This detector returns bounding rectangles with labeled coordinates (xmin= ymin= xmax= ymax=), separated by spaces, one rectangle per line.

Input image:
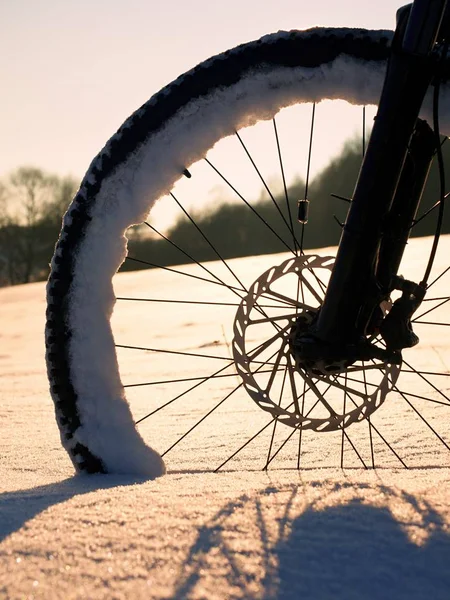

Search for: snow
xmin=2 ymin=237 xmax=450 ymax=598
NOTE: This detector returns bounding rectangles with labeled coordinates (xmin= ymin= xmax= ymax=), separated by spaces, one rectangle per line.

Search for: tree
xmin=0 ymin=168 xmax=78 ymax=285
xmin=6 ymin=167 xmax=54 ymax=282
xmin=0 ymin=182 xmax=18 ymax=285
xmin=41 ymin=174 xmax=78 ymax=228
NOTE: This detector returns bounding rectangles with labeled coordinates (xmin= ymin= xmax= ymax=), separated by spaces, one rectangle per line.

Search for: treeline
xmin=0 ymin=167 xmax=78 ymax=286
xmin=2 ymin=138 xmax=450 ymax=286
xmin=123 ymin=137 xmax=450 ymax=271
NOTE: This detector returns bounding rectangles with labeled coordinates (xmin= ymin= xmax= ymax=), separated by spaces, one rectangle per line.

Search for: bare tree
xmin=0 ymin=182 xmax=14 ymax=284
xmin=0 ymin=167 xmax=78 ymax=285
xmin=6 ymin=167 xmax=55 ymax=283
xmin=41 ymin=174 xmax=78 ymax=228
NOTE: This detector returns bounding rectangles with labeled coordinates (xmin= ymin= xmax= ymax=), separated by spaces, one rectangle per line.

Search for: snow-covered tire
xmin=45 ymin=27 xmax=400 ymax=476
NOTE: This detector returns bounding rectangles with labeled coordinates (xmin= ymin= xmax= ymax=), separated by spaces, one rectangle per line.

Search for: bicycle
xmin=46 ymin=0 xmax=450 ymax=476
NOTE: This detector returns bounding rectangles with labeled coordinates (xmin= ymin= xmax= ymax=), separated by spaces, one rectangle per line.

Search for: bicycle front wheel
xmin=47 ymin=27 xmax=449 ymax=476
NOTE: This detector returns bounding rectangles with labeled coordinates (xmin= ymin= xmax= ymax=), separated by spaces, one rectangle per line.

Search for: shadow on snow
xmin=172 ymin=482 xmax=450 ymax=600
xmin=1 ymin=477 xmax=450 ymax=598
xmin=0 ymin=474 xmax=148 ymax=541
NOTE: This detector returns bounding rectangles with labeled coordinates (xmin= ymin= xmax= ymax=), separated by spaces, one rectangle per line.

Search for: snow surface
xmin=3 ymin=237 xmax=450 ymax=598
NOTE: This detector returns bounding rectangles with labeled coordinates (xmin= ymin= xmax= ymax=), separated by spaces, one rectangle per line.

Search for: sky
xmin=1 ymin=0 xmax=403 ymax=181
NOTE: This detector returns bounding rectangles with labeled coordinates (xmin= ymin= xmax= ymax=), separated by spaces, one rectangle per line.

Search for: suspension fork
xmin=313 ymin=0 xmax=447 ymax=345
xmin=376 ymin=119 xmax=436 ymax=293
xmin=348 ymin=118 xmax=436 ymax=337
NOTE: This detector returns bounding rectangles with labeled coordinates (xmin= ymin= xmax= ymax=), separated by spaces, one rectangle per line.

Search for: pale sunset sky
xmin=1 ymin=0 xmax=402 ymax=183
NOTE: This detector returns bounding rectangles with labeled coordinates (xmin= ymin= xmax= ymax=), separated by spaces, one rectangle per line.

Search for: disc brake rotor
xmin=232 ymin=255 xmax=401 ymax=432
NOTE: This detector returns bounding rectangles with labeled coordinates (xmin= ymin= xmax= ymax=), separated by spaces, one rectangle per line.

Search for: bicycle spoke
xmin=170 ymin=193 xmax=249 ymax=294
xmin=265 ymin=342 xmax=288 ymax=395
xmin=308 ymin=371 xmax=368 ymax=400
xmin=128 ymin=253 xmax=286 ymax=336
xmin=256 ymin=287 xmax=315 ymax=310
xmin=412 ymin=296 xmax=450 ymax=321
xmin=345 ymin=363 xmax=385 ymax=373
xmin=264 ymin=373 xmax=313 ymax=469
xmin=117 ymin=344 xmax=233 ymax=361
xmin=346 ymin=375 xmax=407 ymax=467
xmin=368 ymin=422 xmax=407 ymax=467
xmin=118 ymin=294 xmax=294 ymax=310
xmin=413 ymin=320 xmax=450 ymax=326
xmin=392 ymin=388 xmax=450 ymax=407
xmin=300 ymin=103 xmax=316 ymax=254
xmin=298 ymin=264 xmax=305 ymax=308
xmin=117 ymin=296 xmax=243 ymax=307
xmin=144 ymin=221 xmax=235 ymax=290
xmin=411 ymin=193 xmax=450 ymax=228
xmin=340 ymin=373 xmax=348 ymax=468
xmin=235 ymin=129 xmax=301 ymax=250
xmin=273 ymin=117 xmax=299 ymax=254
xmin=360 ymin=414 xmax=407 ymax=467
xmin=287 ymin=355 xmax=301 ymax=415
xmin=298 ymin=270 xmax=324 ymax=304
xmin=214 ymin=412 xmax=288 ymax=472
xmin=400 ymin=368 xmax=450 ymax=377
xmin=368 ymin=416 xmax=375 ymax=467
xmin=362 ymin=363 xmax=375 ymax=468
xmin=247 ymin=323 xmax=291 ymax=361
xmin=161 ymin=381 xmax=244 ymax=457
xmin=264 ymin=423 xmax=299 ymax=468
xmin=296 ymin=269 xmax=306 ymax=469
xmin=428 ymin=264 xmax=450 ymax=289
xmin=126 ymin=370 xmax=272 ymax=388
xmin=265 ymin=365 xmax=289 ymax=469
xmin=300 ymin=371 xmax=368 ymax=468
xmin=306 ymin=267 xmax=328 ymax=296
xmin=125 ymin=256 xmax=245 ymax=294
xmin=249 ymin=312 xmax=300 ymax=325
xmin=204 ymin=157 xmax=295 ymax=255
xmin=297 ymin=377 xmax=307 ymax=469
xmin=135 ymin=361 xmax=233 ymax=424
xmin=343 ymin=374 xmax=379 ymax=389
xmin=392 ymin=384 xmax=450 ymax=452
xmin=400 ymin=357 xmax=450 ymax=404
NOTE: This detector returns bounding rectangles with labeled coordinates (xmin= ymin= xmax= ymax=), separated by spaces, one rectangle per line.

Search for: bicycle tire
xmin=46 ymin=27 xmax=448 ymax=476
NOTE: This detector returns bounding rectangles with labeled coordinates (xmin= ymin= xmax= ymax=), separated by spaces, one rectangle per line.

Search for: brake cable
xmin=420 ymin=38 xmax=450 ymax=286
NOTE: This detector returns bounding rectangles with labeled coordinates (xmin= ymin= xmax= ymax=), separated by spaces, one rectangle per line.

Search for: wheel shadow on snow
xmin=0 ymin=474 xmax=147 ymax=541
xmin=172 ymin=482 xmax=450 ymax=600
xmin=270 ymin=499 xmax=450 ymax=600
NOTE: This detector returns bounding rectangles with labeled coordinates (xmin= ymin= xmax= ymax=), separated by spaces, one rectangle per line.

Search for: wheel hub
xmin=288 ymin=309 xmax=354 ymax=375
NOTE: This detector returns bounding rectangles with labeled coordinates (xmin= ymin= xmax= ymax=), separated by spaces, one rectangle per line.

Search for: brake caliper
xmin=380 ymin=276 xmax=426 ymax=350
